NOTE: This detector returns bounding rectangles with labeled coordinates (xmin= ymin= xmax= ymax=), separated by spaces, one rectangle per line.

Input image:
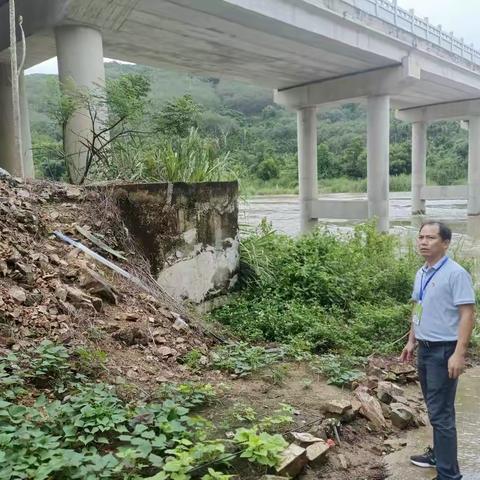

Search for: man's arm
xmin=400 ymin=306 xmax=417 ymax=363
xmin=448 ymin=304 xmax=475 ymax=379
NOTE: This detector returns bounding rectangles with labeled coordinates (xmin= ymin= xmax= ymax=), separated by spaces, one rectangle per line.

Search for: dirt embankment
xmin=0 ymin=174 xmax=219 ymax=390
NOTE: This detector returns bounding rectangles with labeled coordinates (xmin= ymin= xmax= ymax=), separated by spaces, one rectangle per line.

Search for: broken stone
xmin=8 ymin=286 xmax=27 ymax=304
xmin=390 ymin=403 xmax=415 ymax=429
xmin=338 ymin=453 xmax=348 ymax=470
xmin=377 ymin=381 xmax=404 ymax=405
xmin=79 ymin=267 xmax=118 ymax=305
xmin=115 ymin=312 xmax=139 ymax=322
xmin=380 ymin=402 xmax=392 ymax=419
xmin=388 ymin=363 xmax=416 ymax=376
xmin=305 ymin=441 xmax=330 ymax=464
xmin=354 ymin=386 xmax=387 ymax=428
xmin=157 ymin=346 xmax=177 ymax=357
xmin=276 ymin=443 xmax=308 ymax=478
xmin=173 ymin=318 xmax=189 ymax=331
xmin=113 ymin=326 xmax=149 ymax=346
xmin=65 ymin=185 xmax=82 ymax=199
xmin=260 ymin=477 xmax=290 ymax=480
xmin=291 ymin=432 xmax=324 ymax=444
xmin=322 ymin=399 xmax=352 ymax=415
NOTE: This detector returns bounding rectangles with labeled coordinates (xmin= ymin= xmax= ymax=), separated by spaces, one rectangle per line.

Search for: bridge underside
xmin=1 ymin=0 xmax=480 ymax=229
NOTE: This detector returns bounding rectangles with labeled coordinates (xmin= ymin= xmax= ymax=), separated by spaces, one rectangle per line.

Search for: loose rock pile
xmin=0 ymin=175 xmax=213 ymax=386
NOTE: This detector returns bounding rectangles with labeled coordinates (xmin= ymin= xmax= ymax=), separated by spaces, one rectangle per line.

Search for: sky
xmin=25 ymin=0 xmax=479 ymax=75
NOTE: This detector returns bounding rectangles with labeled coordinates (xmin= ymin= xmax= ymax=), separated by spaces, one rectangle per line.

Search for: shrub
xmin=211 ymin=222 xmax=420 ymax=356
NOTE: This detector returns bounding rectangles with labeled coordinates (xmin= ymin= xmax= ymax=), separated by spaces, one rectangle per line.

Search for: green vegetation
xmin=0 ymin=341 xmax=293 ymax=479
xmin=211 ymin=222 xmax=420 ymax=357
xmin=27 ymin=63 xmax=468 ymax=192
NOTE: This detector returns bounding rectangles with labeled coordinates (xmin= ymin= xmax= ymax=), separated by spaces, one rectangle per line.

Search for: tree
xmin=154 ymin=94 xmax=200 ymax=137
xmin=256 ymin=158 xmax=279 ymax=181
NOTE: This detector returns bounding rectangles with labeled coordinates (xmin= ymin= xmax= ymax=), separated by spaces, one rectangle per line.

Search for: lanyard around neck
xmin=419 ymin=257 xmax=448 ymax=302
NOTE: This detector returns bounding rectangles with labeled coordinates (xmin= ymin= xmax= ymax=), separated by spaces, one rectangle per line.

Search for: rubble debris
xmin=322 ymin=399 xmax=352 ymax=415
xmin=276 ymin=443 xmax=308 ymax=478
xmin=376 ymin=381 xmax=405 ymax=404
xmin=389 ymin=403 xmax=415 ymax=429
xmin=305 ymin=441 xmax=330 ymax=464
xmin=0 ymin=177 xmax=213 ymax=388
xmin=354 ymin=386 xmax=387 ymax=428
xmin=291 ymin=432 xmax=324 ymax=445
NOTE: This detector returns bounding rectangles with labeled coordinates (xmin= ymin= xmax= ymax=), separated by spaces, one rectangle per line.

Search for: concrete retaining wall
xmin=113 ymin=181 xmax=239 ymax=303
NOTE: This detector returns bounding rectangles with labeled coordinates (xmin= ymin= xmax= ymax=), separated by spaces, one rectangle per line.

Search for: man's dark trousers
xmin=417 ymin=341 xmax=461 ymax=480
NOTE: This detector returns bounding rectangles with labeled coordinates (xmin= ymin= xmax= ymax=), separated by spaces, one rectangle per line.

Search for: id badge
xmin=413 ymin=303 xmax=423 ymax=326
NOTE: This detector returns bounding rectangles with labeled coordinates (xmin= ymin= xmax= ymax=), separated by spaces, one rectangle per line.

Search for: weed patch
xmin=0 ymin=343 xmax=290 ymax=479
xmin=211 ymin=222 xmax=419 ymax=356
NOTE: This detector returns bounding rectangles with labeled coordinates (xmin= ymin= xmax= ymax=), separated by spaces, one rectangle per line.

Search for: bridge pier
xmin=297 ymin=107 xmax=318 ymax=233
xmin=0 ymin=64 xmax=34 ymax=178
xmin=411 ymin=121 xmax=427 ymax=215
xmin=55 ymin=26 xmax=106 ymax=184
xmin=367 ymin=95 xmax=390 ymax=232
xmin=468 ymin=117 xmax=480 ymax=216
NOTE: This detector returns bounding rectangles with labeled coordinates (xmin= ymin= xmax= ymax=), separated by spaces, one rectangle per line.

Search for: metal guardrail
xmin=345 ymin=0 xmax=480 ymax=67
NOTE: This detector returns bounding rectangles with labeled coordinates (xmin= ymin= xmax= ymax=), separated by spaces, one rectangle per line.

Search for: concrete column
xmin=297 ymin=107 xmax=318 ymax=233
xmin=367 ymin=95 xmax=390 ymax=232
xmin=411 ymin=121 xmax=427 ymax=215
xmin=0 ymin=64 xmax=34 ymax=178
xmin=19 ymin=73 xmax=34 ymax=178
xmin=55 ymin=26 xmax=105 ymax=184
xmin=468 ymin=117 xmax=480 ymax=216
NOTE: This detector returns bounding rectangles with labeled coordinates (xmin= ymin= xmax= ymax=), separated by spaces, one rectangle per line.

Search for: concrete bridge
xmin=1 ymin=0 xmax=480 ymax=231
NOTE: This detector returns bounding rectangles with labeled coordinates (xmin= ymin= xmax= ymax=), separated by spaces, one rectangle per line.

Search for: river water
xmin=241 ymin=193 xmax=480 ymax=479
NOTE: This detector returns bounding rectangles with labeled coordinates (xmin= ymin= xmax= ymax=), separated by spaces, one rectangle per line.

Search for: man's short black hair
xmin=419 ymin=221 xmax=452 ymax=242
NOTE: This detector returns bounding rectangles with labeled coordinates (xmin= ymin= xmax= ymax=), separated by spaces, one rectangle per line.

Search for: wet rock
xmin=276 ymin=443 xmax=308 ymax=478
xmin=390 ymin=403 xmax=415 ymax=429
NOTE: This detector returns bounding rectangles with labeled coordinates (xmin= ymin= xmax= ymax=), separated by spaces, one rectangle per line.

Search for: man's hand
xmin=448 ymin=352 xmax=466 ymax=379
xmin=399 ymin=341 xmax=416 ymax=363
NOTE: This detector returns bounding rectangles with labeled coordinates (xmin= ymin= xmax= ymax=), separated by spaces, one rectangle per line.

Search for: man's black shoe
xmin=410 ymin=446 xmax=436 ymax=468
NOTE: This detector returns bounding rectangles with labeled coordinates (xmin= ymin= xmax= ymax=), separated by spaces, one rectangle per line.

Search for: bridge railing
xmin=345 ymin=0 xmax=480 ymax=67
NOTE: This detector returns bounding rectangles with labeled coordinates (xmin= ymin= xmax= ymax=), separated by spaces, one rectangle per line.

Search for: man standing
xmin=400 ymin=221 xmax=476 ymax=480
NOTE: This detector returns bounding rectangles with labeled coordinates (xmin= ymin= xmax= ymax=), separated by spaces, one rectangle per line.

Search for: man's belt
xmin=417 ymin=340 xmax=457 ymax=348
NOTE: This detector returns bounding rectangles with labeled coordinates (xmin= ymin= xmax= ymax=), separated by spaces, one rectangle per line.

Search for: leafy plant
xmin=212 ymin=343 xmax=284 ymax=377
xmin=233 ymin=427 xmax=287 ymax=467
xmin=311 ymin=354 xmax=363 ymax=387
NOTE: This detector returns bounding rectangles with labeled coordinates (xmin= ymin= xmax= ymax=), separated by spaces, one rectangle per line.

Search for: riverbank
xmin=240 ymin=174 xmax=438 ymax=196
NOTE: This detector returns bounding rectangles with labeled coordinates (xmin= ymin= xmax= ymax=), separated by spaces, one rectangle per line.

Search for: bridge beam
xmin=411 ymin=121 xmax=427 ymax=214
xmin=274 ymin=59 xmax=420 ymax=109
xmin=396 ymin=98 xmax=480 ymax=123
xmin=468 ymin=117 xmax=480 ymax=216
xmin=367 ymin=95 xmax=390 ymax=232
xmin=297 ymin=106 xmax=318 ymax=233
xmin=0 ymin=64 xmax=34 ymax=178
xmin=55 ymin=25 xmax=106 ymax=184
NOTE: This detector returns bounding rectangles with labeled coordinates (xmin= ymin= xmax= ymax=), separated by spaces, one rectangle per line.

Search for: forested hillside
xmin=26 ymin=62 xmax=468 ymax=193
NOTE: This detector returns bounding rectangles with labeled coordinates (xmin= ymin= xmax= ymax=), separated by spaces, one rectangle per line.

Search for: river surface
xmin=241 ymin=193 xmax=480 ymax=478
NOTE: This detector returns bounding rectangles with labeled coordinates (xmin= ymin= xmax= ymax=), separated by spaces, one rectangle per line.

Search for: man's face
xmin=417 ymin=224 xmax=450 ymax=260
